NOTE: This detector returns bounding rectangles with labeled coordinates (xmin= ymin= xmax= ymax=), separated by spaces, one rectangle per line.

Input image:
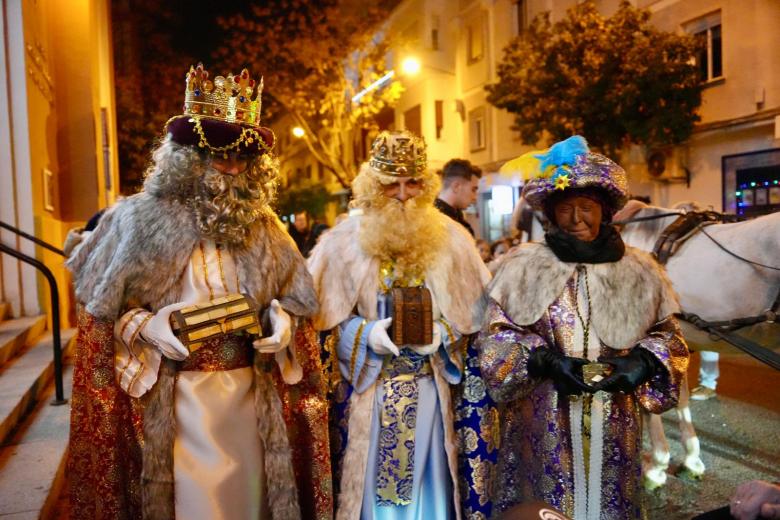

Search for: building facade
xmin=310 ymin=0 xmax=779 ymax=239
xmin=0 ymin=0 xmax=119 ymax=325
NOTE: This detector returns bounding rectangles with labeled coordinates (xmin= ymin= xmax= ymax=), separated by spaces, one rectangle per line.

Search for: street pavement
xmin=643 ymin=323 xmax=780 ymax=519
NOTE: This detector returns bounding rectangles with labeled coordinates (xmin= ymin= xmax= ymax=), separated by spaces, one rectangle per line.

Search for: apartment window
xmin=467 ymin=18 xmax=484 ymax=64
xmin=431 ymin=15 xmax=440 ymax=51
xmin=514 ymin=0 xmax=527 ymax=36
xmin=306 ymin=165 xmax=312 ymax=180
xmin=376 ymin=106 xmax=395 ymax=131
xmin=685 ymin=11 xmax=722 ymax=82
xmin=404 ymin=104 xmax=422 ymax=137
xmin=435 ymin=100 xmax=444 ymax=139
xmin=469 ymin=106 xmax=487 ymax=151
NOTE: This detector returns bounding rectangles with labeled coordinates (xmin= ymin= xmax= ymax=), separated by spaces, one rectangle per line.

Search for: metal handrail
xmin=0 ymin=220 xmax=66 ymax=257
xmin=0 ymin=222 xmax=67 ymax=405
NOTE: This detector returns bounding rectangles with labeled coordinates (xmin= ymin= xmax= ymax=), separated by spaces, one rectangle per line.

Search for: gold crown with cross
xmin=368 ymin=130 xmax=427 ymax=178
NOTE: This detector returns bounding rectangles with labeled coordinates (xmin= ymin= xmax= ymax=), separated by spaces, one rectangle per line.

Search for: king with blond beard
xmin=308 ymin=130 xmax=495 ymax=520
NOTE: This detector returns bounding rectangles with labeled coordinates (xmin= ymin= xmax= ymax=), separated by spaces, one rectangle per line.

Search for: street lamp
xmin=292 ymin=126 xmax=305 ymax=138
xmin=401 ymin=56 xmax=421 ymax=76
xmin=350 ymin=56 xmax=423 ymax=104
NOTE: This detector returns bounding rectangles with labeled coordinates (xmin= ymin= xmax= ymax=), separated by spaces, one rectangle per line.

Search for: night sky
xmin=165 ymin=0 xmax=247 ymax=61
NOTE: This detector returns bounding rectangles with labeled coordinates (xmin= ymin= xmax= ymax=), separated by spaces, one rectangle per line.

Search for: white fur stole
xmin=486 ymin=242 xmax=680 ymax=349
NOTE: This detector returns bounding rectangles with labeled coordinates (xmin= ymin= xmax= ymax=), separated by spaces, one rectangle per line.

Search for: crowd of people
xmin=61 ymin=64 xmax=776 ymax=520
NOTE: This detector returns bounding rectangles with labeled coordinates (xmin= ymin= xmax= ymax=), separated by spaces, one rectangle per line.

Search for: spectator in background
xmin=288 ymin=209 xmax=328 ymax=257
xmin=434 ymin=159 xmax=481 ymax=236
xmin=476 ymin=238 xmax=492 ymax=263
xmin=491 ymin=238 xmax=512 ymax=260
xmin=486 ymin=237 xmax=514 ymax=274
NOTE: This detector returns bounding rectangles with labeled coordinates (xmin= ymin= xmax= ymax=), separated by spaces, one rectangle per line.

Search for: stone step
xmin=0 ymin=303 xmax=10 ymax=322
xmin=0 ymin=364 xmax=73 ymax=519
xmin=0 ymin=329 xmax=77 ymax=446
xmin=0 ymin=316 xmax=46 ymax=366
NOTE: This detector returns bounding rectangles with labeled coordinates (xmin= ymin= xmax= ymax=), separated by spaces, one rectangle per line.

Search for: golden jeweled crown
xmin=368 ymin=131 xmax=427 ymax=177
xmin=183 ymin=63 xmax=263 ymax=126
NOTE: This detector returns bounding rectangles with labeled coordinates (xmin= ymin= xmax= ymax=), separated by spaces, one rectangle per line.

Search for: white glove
xmin=407 ymin=322 xmax=442 ymax=356
xmin=367 ymin=317 xmax=400 ymax=357
xmin=253 ymin=299 xmax=292 ymax=354
xmin=140 ymin=301 xmax=191 ymax=361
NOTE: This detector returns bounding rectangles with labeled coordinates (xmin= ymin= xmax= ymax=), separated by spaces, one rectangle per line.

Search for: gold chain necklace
xmin=574 ymin=264 xmax=592 ymax=358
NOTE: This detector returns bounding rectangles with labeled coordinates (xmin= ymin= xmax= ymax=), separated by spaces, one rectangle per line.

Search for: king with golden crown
xmin=307 ymin=130 xmax=497 ymax=519
xmin=65 ymin=64 xmax=332 ymax=520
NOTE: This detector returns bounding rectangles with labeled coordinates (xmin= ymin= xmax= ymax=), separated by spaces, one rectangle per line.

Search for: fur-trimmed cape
xmin=66 ymin=192 xmax=327 ymax=520
xmin=484 ymin=242 xmax=680 ymax=349
xmin=67 ymin=193 xmax=317 ymax=320
xmin=307 ymin=214 xmax=490 ymax=334
xmin=307 ymin=214 xmax=490 ymax=520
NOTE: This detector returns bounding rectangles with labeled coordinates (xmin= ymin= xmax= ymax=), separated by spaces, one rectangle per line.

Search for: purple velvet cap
xmin=165 ymin=115 xmax=275 ymax=156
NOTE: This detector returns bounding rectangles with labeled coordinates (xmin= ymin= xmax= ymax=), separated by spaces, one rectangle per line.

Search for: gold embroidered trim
xmin=440 ymin=318 xmax=456 ymax=345
xmin=323 ymin=328 xmax=342 ymax=389
xmin=216 ymin=243 xmax=230 ymax=294
xmin=199 ymin=241 xmax=215 ymax=300
xmin=118 ymin=313 xmax=153 ymax=385
xmin=350 ymin=320 xmax=367 ymax=382
xmin=119 ymin=309 xmax=144 ymax=342
xmin=130 ymin=313 xmax=153 ymax=350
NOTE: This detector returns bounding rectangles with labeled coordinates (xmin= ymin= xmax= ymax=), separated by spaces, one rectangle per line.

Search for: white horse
xmin=615 ymin=201 xmax=780 ymax=488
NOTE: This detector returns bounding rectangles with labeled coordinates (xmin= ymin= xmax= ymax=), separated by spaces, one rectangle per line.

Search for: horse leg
xmin=643 ymin=411 xmax=670 ymax=490
xmin=676 ymin=375 xmax=706 ymax=478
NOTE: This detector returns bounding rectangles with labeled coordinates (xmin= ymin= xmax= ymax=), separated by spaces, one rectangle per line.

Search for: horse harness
xmin=652 ymin=210 xmax=729 ymax=265
xmin=648 ymin=210 xmax=780 ymax=330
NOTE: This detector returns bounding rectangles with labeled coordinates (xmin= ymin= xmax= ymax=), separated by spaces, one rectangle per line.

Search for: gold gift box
xmin=170 ymin=293 xmax=261 ymax=353
xmin=582 ymin=362 xmax=613 ymax=385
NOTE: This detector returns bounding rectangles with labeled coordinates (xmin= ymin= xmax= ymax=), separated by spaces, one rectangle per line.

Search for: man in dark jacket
xmin=434 ymin=159 xmax=481 ymax=236
xmin=288 ymin=210 xmax=328 ymax=257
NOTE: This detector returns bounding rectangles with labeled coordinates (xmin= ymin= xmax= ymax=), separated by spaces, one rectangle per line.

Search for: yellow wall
xmin=16 ymin=0 xmax=118 ymax=328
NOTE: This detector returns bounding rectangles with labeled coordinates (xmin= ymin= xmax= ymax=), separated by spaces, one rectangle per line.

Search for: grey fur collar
xmin=307 ymin=214 xmax=490 ymax=334
xmin=486 ymin=242 xmax=680 ymax=349
xmin=66 ymin=192 xmax=318 ymax=319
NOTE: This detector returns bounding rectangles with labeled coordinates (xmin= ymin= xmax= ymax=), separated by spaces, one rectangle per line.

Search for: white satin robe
xmin=114 ymin=240 xmax=269 ymax=519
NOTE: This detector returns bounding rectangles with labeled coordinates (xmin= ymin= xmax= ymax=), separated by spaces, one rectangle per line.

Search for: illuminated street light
xmin=401 ymin=57 xmax=421 ymax=76
xmin=352 ymin=70 xmax=395 ymax=104
xmin=292 ymin=126 xmax=305 ymax=138
xmin=351 ymin=57 xmax=423 ymax=105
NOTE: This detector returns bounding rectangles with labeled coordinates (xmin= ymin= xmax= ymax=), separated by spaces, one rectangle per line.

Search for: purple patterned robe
xmin=477 ymin=275 xmax=688 ymax=519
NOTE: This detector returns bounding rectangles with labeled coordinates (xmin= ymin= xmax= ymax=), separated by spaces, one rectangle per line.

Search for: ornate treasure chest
xmin=389 ymin=287 xmax=433 ymax=346
xmin=170 ymin=293 xmax=261 ymax=353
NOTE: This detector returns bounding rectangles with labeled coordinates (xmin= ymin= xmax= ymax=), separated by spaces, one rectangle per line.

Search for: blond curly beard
xmin=358 ymin=196 xmax=448 ymax=279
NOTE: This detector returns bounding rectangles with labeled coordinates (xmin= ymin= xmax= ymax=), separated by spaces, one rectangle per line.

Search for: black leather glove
xmin=592 ymin=348 xmax=659 ymax=393
xmin=528 ymin=348 xmax=594 ymax=396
